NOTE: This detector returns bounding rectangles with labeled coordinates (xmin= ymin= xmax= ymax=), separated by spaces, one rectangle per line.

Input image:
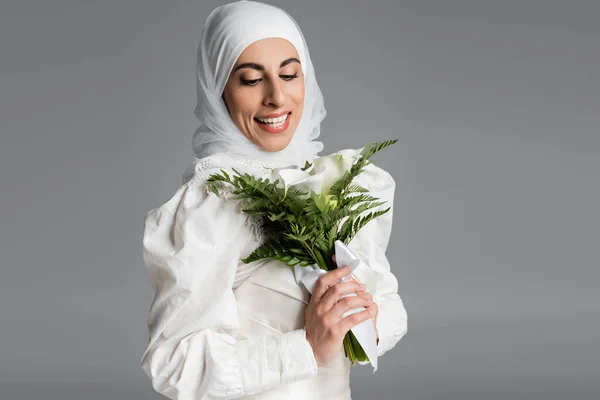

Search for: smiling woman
xmin=140 ymin=1 xmax=408 ymax=399
xmin=222 ymin=38 xmax=305 ymax=152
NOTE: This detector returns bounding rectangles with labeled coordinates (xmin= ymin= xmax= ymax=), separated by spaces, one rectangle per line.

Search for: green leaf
xmin=300 ymin=160 xmax=313 ymax=171
xmin=328 ymin=139 xmax=397 ymax=199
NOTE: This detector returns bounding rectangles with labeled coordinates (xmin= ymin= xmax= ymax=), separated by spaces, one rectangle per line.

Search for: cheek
xmin=225 ymin=87 xmax=259 ymax=119
xmin=290 ymin=80 xmax=305 ymax=106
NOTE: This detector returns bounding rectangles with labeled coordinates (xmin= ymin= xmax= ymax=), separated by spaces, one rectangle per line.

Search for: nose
xmin=263 ymin=78 xmax=285 ymax=108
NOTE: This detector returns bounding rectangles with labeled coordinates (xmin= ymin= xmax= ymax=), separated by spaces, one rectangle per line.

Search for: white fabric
xmin=141 ymin=152 xmax=408 ymax=399
xmin=183 ymin=0 xmax=326 ymax=185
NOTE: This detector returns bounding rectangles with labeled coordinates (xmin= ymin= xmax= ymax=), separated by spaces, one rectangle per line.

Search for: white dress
xmin=140 ymin=152 xmax=408 ymax=400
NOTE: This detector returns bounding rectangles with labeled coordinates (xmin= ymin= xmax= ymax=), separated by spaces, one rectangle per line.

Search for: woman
xmin=141 ymin=1 xmax=408 ymax=399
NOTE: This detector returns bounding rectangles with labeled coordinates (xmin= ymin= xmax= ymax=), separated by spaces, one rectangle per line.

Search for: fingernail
xmin=360 ymin=283 xmax=366 ymax=288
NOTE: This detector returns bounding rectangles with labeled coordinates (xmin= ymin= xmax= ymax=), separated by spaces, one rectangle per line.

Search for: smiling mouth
xmin=254 ymin=112 xmax=291 ymax=127
xmin=254 ymin=112 xmax=292 ymax=134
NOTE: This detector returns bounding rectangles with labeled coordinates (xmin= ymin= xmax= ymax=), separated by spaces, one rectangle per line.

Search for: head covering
xmin=183 ymin=0 xmax=326 ymax=183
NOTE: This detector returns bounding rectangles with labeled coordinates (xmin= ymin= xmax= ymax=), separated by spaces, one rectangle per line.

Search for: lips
xmin=255 ymin=111 xmax=291 ymax=120
xmin=254 ymin=112 xmax=291 ymax=134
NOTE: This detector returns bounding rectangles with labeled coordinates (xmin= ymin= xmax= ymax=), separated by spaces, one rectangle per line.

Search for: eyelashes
xmin=241 ymin=73 xmax=299 ymax=86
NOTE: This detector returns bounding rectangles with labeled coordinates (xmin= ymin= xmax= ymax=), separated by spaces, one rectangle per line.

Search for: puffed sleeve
xmin=347 ymin=162 xmax=408 ymax=358
xmin=140 ymin=176 xmax=318 ymax=400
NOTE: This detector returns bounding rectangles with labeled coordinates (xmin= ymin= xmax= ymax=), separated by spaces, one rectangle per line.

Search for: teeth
xmin=256 ymin=113 xmax=288 ymax=124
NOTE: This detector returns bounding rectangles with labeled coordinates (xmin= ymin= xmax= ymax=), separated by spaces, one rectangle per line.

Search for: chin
xmin=255 ymin=130 xmax=295 ymax=152
xmin=260 ymin=139 xmax=292 ymax=152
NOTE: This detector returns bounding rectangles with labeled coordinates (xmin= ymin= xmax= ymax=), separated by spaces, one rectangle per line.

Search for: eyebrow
xmin=233 ymin=57 xmax=301 ymax=73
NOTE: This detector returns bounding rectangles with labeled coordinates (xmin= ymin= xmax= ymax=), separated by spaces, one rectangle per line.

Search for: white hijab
xmin=183 ymin=0 xmax=326 ymax=183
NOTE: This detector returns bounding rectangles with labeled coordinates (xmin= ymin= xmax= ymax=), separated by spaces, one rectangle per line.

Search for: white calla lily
xmin=270 ymin=163 xmax=323 ymax=196
xmin=277 ymin=168 xmax=324 ymax=195
xmin=312 ymin=148 xmax=363 ymax=195
xmin=269 ymin=147 xmax=363 ymax=196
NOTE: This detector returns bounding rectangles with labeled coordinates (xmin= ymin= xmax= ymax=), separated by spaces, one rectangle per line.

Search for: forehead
xmin=234 ymin=37 xmax=300 ymax=65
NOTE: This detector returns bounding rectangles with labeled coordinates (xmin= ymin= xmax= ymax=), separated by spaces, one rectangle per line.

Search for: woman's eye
xmin=241 ymin=78 xmax=261 ymax=86
xmin=281 ymin=73 xmax=298 ymax=81
xmin=240 ymin=73 xmax=298 ymax=86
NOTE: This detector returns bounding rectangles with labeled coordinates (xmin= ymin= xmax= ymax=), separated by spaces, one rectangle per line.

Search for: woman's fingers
xmin=355 ymin=291 xmax=377 ymax=316
xmin=319 ymin=280 xmax=366 ymax=312
xmin=335 ymin=309 xmax=372 ymax=337
xmin=329 ymin=294 xmax=373 ymax=321
xmin=355 ymin=290 xmax=372 ymax=300
xmin=311 ymin=265 xmax=352 ymax=301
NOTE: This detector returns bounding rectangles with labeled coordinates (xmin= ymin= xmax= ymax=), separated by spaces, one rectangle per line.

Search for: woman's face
xmin=222 ymin=37 xmax=305 ymax=152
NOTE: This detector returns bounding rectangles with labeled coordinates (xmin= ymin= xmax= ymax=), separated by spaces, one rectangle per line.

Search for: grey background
xmin=1 ymin=0 xmax=598 ymax=399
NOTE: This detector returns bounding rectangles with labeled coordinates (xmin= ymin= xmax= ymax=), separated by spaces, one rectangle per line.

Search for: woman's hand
xmin=304 ymin=265 xmax=375 ymax=367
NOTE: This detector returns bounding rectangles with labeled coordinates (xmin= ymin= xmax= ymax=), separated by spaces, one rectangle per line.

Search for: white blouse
xmin=140 ymin=152 xmax=408 ymax=400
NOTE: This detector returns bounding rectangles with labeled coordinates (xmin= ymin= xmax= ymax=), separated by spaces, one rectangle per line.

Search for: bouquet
xmin=206 ymin=139 xmax=396 ymax=367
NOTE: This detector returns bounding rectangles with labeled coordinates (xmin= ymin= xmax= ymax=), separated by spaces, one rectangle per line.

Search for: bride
xmin=140 ymin=1 xmax=408 ymax=399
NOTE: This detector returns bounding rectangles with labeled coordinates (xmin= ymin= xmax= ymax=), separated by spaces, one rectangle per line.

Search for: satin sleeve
xmin=347 ymin=163 xmax=409 ymax=358
xmin=140 ymin=176 xmax=318 ymax=400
